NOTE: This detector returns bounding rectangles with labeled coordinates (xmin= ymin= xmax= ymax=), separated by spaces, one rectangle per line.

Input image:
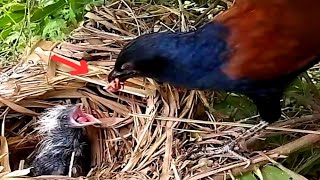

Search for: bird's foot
xmin=239 ymin=121 xmax=269 ymax=152
xmin=228 ymin=149 xmax=251 ymax=168
xmin=240 ymin=121 xmax=269 ymax=140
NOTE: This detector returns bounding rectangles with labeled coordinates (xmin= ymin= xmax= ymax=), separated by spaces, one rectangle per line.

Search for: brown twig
xmin=192 ymin=134 xmax=320 ymax=180
xmin=194 ymin=0 xmax=221 ymax=26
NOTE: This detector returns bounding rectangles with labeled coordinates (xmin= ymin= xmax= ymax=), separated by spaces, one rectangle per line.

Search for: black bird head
xmin=108 ymin=23 xmax=230 ymax=90
xmin=108 ymin=32 xmax=174 ymax=83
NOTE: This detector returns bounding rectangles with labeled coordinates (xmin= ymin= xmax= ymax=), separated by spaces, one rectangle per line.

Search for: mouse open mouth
xmin=69 ymin=104 xmax=102 ymax=128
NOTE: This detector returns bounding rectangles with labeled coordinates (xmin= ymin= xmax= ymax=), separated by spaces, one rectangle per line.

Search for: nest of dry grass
xmin=1 ymin=1 xmax=320 ymax=179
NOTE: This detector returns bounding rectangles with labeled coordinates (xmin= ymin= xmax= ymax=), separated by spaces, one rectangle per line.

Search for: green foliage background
xmin=0 ymin=0 xmax=105 ymax=65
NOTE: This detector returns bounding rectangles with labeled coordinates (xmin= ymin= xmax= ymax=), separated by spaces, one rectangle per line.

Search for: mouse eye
xmin=61 ymin=115 xmax=68 ymax=119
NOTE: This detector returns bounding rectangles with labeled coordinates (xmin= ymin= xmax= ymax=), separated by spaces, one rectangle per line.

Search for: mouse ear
xmin=121 ymin=62 xmax=135 ymax=70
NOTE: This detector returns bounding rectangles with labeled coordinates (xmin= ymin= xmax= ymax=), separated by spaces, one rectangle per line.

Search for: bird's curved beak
xmin=108 ymin=69 xmax=121 ymax=82
xmin=108 ymin=69 xmax=138 ymax=83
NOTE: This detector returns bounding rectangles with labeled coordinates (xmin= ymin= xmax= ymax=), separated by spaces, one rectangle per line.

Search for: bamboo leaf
xmin=30 ymin=0 xmax=67 ymax=22
xmin=0 ymin=12 xmax=24 ymax=28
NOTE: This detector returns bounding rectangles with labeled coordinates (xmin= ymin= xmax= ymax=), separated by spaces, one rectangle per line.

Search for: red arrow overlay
xmin=51 ymin=55 xmax=89 ymax=75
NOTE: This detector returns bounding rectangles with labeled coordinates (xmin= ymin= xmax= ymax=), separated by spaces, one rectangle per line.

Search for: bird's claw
xmin=240 ymin=121 xmax=269 ymax=140
xmin=244 ymin=159 xmax=251 ymax=169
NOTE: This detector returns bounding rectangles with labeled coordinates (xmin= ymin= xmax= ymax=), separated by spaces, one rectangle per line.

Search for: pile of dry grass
xmin=1 ymin=1 xmax=320 ymax=179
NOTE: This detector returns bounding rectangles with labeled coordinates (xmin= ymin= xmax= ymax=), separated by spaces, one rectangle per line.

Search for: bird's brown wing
xmin=215 ymin=0 xmax=320 ymax=80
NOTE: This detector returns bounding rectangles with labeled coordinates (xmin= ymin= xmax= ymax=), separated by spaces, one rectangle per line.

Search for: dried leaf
xmin=3 ymin=168 xmax=31 ymax=178
xmin=0 ymin=97 xmax=39 ymax=116
xmin=0 ymin=136 xmax=10 ymax=172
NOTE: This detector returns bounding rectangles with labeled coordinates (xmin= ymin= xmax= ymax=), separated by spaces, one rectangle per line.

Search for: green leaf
xmin=0 ymin=11 xmax=25 ymax=28
xmin=261 ymin=165 xmax=292 ymax=180
xmin=9 ymin=3 xmax=26 ymax=12
xmin=69 ymin=0 xmax=93 ymax=21
xmin=42 ymin=18 xmax=67 ymax=40
xmin=237 ymin=165 xmax=307 ymax=180
xmin=237 ymin=172 xmax=257 ymax=180
xmin=69 ymin=0 xmax=78 ymax=25
xmin=0 ymin=26 xmax=12 ymax=39
xmin=30 ymin=0 xmax=67 ymax=22
xmin=213 ymin=93 xmax=257 ymax=120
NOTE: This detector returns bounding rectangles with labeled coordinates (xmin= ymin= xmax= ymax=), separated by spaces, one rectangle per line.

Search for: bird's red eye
xmin=121 ymin=62 xmax=134 ymax=70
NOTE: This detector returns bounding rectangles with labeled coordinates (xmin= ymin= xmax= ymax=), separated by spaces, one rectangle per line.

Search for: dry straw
xmin=1 ymin=0 xmax=320 ymax=179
